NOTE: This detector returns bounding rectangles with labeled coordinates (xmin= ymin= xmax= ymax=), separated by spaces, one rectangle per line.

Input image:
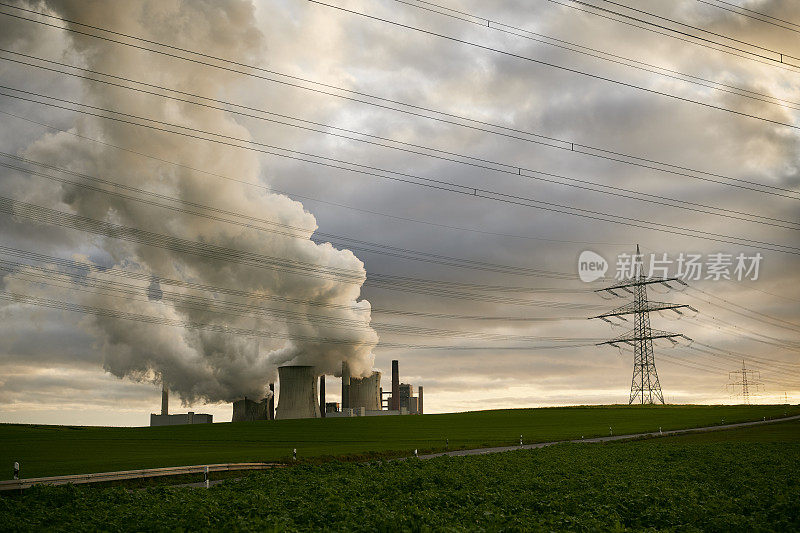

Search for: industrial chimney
xmin=319 ymin=375 xmax=326 ymax=418
xmin=391 ymin=360 xmax=399 ymax=411
xmin=161 ymin=383 xmax=168 ymax=416
xmin=268 ymin=383 xmax=275 ymax=420
xmin=349 ymin=371 xmax=382 ymax=410
xmin=276 ymin=365 xmax=321 ymax=420
xmin=341 ymin=360 xmax=351 ymax=409
xmin=418 ymin=385 xmax=423 ymax=415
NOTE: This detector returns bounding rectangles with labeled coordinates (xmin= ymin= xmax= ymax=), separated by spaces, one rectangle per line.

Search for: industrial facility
xmin=149 ymin=385 xmax=213 ymax=426
xmin=149 ymin=360 xmax=424 ymax=424
xmin=328 ymin=359 xmax=423 ymax=417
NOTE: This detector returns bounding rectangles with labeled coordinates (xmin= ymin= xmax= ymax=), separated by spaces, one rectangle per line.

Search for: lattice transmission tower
xmin=727 ymin=360 xmax=763 ymax=404
xmin=591 ymin=245 xmax=695 ymax=404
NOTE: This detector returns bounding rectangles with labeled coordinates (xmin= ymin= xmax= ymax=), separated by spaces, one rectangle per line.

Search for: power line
xmin=696 ymin=0 xmax=800 ymax=34
xmin=0 ymin=109 xmax=627 ymax=248
xmin=0 ymin=3 xmax=797 ymax=199
xmin=1 ymin=154 xmax=594 ymax=281
xmin=1 ymin=196 xmax=606 ymax=307
xmin=306 ymin=0 xmax=800 ymax=131
xmin=397 ymin=0 xmax=800 ymax=110
xmin=4 ymin=52 xmax=798 ymax=229
xmin=3 ymin=261 xmax=598 ymax=344
xmin=0 ymin=290 xmax=596 ymax=351
xmin=541 ymin=0 xmax=800 ymax=73
xmin=688 ymin=343 xmax=800 ymax=374
xmin=684 ymin=287 xmax=800 ymax=332
xmin=560 ymin=0 xmax=798 ymax=66
xmin=0 ymin=245 xmax=595 ymax=321
xmin=2 ymin=89 xmax=797 ymax=255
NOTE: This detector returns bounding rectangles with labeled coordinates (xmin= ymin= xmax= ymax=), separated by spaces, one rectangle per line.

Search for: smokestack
xmin=268 ymin=383 xmax=275 ymax=420
xmin=276 ymin=366 xmax=321 ymax=420
xmin=319 ymin=375 xmax=326 ymax=418
xmin=341 ymin=360 xmax=351 ymax=409
xmin=161 ymin=383 xmax=168 ymax=416
xmin=391 ymin=360 xmax=399 ymax=411
xmin=418 ymin=386 xmax=423 ymax=415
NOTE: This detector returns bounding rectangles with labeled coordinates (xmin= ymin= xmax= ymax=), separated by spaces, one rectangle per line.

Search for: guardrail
xmin=0 ymin=462 xmax=283 ymax=491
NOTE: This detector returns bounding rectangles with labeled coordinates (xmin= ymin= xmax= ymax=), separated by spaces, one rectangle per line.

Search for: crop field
xmin=2 ymin=418 xmax=798 ymax=531
xmin=0 ymin=404 xmax=797 ymax=480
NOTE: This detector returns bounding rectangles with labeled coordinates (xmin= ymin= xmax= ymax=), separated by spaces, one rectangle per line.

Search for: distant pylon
xmin=727 ymin=360 xmax=762 ymax=404
xmin=591 ymin=245 xmax=694 ymax=405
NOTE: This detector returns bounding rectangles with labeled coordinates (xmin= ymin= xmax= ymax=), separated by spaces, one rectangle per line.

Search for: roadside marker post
xmin=204 ymin=466 xmax=209 ymax=489
xmin=13 ymin=462 xmax=19 ymax=480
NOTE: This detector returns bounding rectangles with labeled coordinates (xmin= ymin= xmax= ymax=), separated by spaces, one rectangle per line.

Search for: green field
xmin=2 ymin=418 xmax=798 ymax=531
xmin=1 ymin=404 xmax=797 ymax=479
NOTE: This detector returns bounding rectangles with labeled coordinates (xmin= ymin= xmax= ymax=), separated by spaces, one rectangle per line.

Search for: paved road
xmin=417 ymin=413 xmax=800 ymax=460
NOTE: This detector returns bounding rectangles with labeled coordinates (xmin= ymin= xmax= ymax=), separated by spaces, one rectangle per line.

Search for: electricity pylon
xmin=727 ymin=360 xmax=762 ymax=404
xmin=591 ymin=245 xmax=694 ymax=405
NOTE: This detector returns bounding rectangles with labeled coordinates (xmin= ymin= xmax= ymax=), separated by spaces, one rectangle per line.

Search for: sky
xmin=0 ymin=0 xmax=798 ymax=426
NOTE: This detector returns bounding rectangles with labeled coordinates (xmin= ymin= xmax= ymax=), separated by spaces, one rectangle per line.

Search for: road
xmin=417 ymin=413 xmax=800 ymax=459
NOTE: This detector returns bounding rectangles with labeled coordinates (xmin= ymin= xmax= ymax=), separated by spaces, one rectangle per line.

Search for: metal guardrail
xmin=0 ymin=462 xmax=283 ymax=491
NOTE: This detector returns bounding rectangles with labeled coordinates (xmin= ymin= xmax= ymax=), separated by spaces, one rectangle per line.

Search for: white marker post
xmin=610 ymin=427 xmax=613 ymax=437
xmin=519 ymin=434 xmax=523 ymax=447
xmin=204 ymin=466 xmax=209 ymax=489
xmin=13 ymin=462 xmax=19 ymax=480
xmin=414 ymin=449 xmax=418 ymax=458
xmin=293 ymin=448 xmax=297 ymax=461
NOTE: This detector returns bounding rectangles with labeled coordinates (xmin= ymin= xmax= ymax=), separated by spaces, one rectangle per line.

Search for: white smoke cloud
xmin=1 ymin=0 xmax=378 ymax=404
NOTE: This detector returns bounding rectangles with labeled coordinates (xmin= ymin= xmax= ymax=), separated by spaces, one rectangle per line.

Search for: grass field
xmin=2 ymin=418 xmax=798 ymax=531
xmin=1 ymin=404 xmax=797 ymax=479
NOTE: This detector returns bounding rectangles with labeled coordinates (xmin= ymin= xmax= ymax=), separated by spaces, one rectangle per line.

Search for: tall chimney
xmin=418 ymin=386 xmax=423 ymax=415
xmin=341 ymin=360 xmax=351 ymax=409
xmin=391 ymin=360 xmax=399 ymax=411
xmin=161 ymin=382 xmax=169 ymax=416
xmin=268 ymin=383 xmax=275 ymax=420
xmin=319 ymin=375 xmax=326 ymax=418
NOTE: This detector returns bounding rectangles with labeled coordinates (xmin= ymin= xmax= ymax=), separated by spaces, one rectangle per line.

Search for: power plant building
xmin=149 ymin=384 xmax=213 ymax=426
xmin=150 ymin=411 xmax=213 ymax=426
xmin=388 ymin=383 xmax=424 ymax=415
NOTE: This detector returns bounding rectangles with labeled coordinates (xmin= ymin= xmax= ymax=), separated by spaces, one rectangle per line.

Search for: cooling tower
xmin=349 ymin=371 xmax=382 ymax=410
xmin=276 ymin=365 xmax=321 ymax=420
xmin=232 ymin=397 xmax=269 ymax=422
